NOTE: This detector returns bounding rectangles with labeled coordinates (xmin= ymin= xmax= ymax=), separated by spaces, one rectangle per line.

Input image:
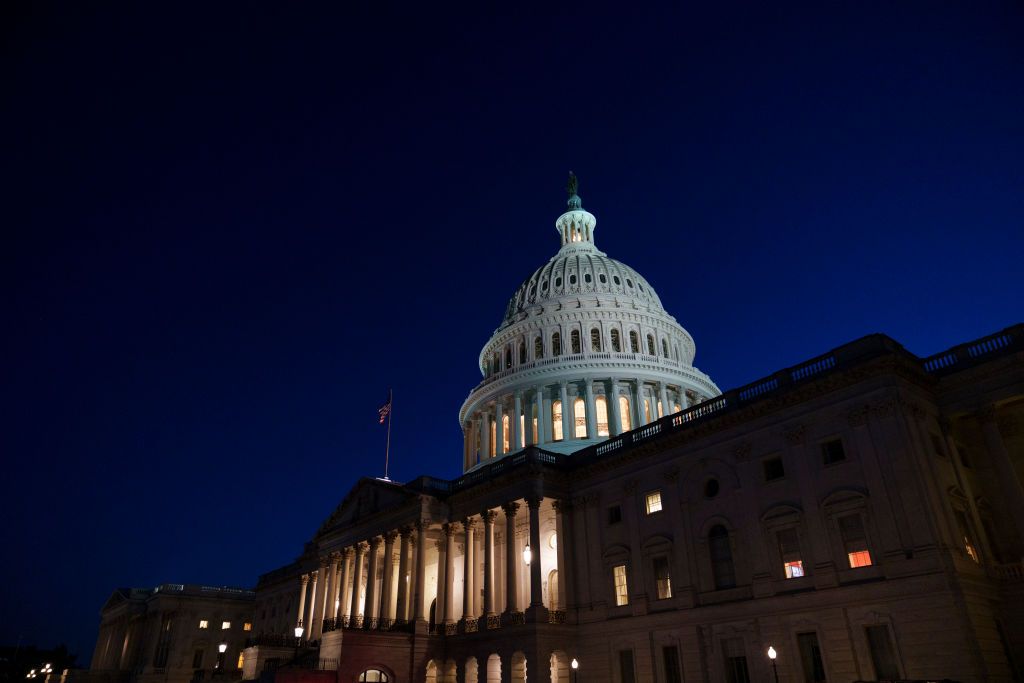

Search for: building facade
xmin=93 ymin=181 xmax=1024 ymax=683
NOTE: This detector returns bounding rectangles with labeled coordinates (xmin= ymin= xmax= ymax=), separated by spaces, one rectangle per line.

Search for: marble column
xmin=559 ymin=382 xmax=571 ymax=441
xmin=634 ymin=379 xmax=646 ymax=425
xmin=481 ymin=410 xmax=491 ymax=459
xmin=503 ymin=502 xmax=520 ymax=613
xmin=381 ymin=532 xmax=397 ymax=622
xmin=442 ymin=523 xmax=457 ymax=624
xmin=535 ymin=390 xmax=546 ymax=444
xmin=553 ymin=500 xmax=571 ymax=611
xmin=350 ymin=543 xmax=365 ymax=622
xmin=324 ymin=554 xmax=339 ymax=627
xmin=462 ymin=517 xmax=476 ymax=620
xmin=396 ymin=528 xmax=412 ymax=623
xmin=482 ymin=510 xmax=496 ymax=617
xmin=365 ymin=538 xmax=381 ymax=627
xmin=296 ymin=574 xmax=309 ymax=629
xmin=333 ymin=551 xmax=347 ymax=619
xmin=659 ymin=381 xmax=670 ymax=418
xmin=495 ymin=402 xmax=505 ymax=456
xmin=339 ymin=549 xmax=353 ymax=619
xmin=307 ymin=570 xmax=320 ymax=637
xmin=584 ymin=381 xmax=597 ymax=438
xmin=526 ymin=497 xmax=545 ymax=617
xmin=314 ymin=558 xmax=330 ymax=637
xmin=610 ymin=378 xmax=622 ymax=435
xmin=512 ymin=391 xmax=523 ymax=451
xmin=413 ymin=521 xmax=428 ymax=622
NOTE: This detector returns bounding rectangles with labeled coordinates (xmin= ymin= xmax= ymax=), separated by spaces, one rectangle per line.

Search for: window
xmin=619 ymin=650 xmax=636 ymax=683
xmin=723 ymin=638 xmax=750 ymax=683
xmin=796 ymin=632 xmax=826 ymax=683
xmin=534 ymin=336 xmax=543 ymax=359
xmin=595 ymin=396 xmax=609 ymax=436
xmin=584 ymin=272 xmax=592 ymax=283
xmin=358 ymin=670 xmax=390 ymax=682
xmin=198 ymin=620 xmax=209 ymax=629
xmin=236 ymin=653 xmax=245 ymax=670
xmin=569 ymin=273 xmax=577 ymax=285
xmin=192 ymin=649 xmax=205 ymax=669
xmin=662 ymin=339 xmax=669 ymax=357
xmin=821 ymin=438 xmax=846 ymax=465
xmin=490 ymin=420 xmax=496 ymax=457
xmin=647 ymin=334 xmax=656 ymax=355
xmin=865 ymin=625 xmax=900 ymax=680
xmin=704 ymin=478 xmax=719 ymax=498
xmin=153 ymin=616 xmax=172 ymax=668
xmin=221 ymin=621 xmax=231 ymax=630
xmin=613 ymin=564 xmax=629 ymax=606
xmin=614 ymin=275 xmax=621 ymax=286
xmin=571 ymin=329 xmax=581 ymax=353
xmin=629 ymin=330 xmax=639 ymax=353
xmin=763 ymin=457 xmax=785 ymax=481
xmin=504 ymin=348 xmax=512 ymax=369
xmin=599 ymin=273 xmax=607 ymax=283
xmin=954 ymin=510 xmax=980 ymax=563
xmin=608 ymin=505 xmax=622 ymax=525
xmin=591 ymin=328 xmax=602 ymax=351
xmin=555 ymin=277 xmax=562 ymax=287
xmin=574 ymin=398 xmax=587 ymax=438
xmin=243 ymin=622 xmax=252 ymax=632
xmin=643 ymin=398 xmax=652 ymax=423
xmin=619 ymin=396 xmax=632 ymax=432
xmin=611 ymin=329 xmax=621 ymax=352
xmin=626 ymin=278 xmax=634 ymax=288
xmin=663 ymin=646 xmax=682 ymax=683
xmin=645 ymin=491 xmax=663 ymax=514
xmin=709 ymin=525 xmax=736 ymax=589
xmin=777 ymin=527 xmax=804 ymax=578
xmin=552 ymin=332 xmax=561 ymax=356
xmin=502 ymin=414 xmax=510 ymax=452
xmin=519 ymin=343 xmax=526 ymax=364
xmin=552 ymin=400 xmax=564 ymax=441
xmin=653 ymin=556 xmax=672 ymax=599
xmin=520 ymin=414 xmax=526 ymax=448
xmin=839 ymin=514 xmax=872 ymax=567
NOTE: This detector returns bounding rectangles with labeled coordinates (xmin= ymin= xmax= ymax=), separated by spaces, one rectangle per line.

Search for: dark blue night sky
xmin=3 ymin=2 xmax=1022 ymax=663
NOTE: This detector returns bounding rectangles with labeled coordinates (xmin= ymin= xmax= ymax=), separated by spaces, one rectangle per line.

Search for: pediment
xmin=316 ymin=477 xmax=417 ymax=536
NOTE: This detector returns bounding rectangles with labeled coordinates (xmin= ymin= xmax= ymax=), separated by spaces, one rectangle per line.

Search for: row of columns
xmin=466 ymin=379 xmax=692 ymax=465
xmin=293 ymin=497 xmax=573 ymax=636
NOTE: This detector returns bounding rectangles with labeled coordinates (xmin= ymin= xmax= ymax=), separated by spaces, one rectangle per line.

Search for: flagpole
xmin=384 ymin=390 xmax=392 ymax=481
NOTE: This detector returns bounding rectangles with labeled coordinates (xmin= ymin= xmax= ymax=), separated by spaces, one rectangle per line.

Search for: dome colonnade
xmin=460 ymin=177 xmax=720 ymax=470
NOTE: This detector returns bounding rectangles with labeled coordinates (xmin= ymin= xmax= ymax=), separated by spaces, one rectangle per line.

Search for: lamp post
xmin=216 ymin=643 xmax=227 ymax=671
xmin=523 ymin=544 xmax=532 ymax=566
xmin=767 ymin=646 xmax=779 ymax=683
xmin=571 ymin=657 xmax=578 ymax=683
xmin=293 ymin=626 xmax=304 ymax=661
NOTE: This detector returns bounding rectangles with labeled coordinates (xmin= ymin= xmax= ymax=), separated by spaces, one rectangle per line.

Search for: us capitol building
xmin=88 ymin=178 xmax=1023 ymax=683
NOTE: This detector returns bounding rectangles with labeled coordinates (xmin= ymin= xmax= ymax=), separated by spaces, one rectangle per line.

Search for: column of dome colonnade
xmin=291 ymin=497 xmax=574 ymax=637
xmin=460 ymin=175 xmax=720 ymax=471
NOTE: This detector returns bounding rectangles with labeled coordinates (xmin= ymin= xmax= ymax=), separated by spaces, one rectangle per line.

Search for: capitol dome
xmin=460 ymin=176 xmax=720 ymax=470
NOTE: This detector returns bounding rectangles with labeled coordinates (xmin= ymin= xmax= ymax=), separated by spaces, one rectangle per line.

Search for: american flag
xmin=378 ymin=390 xmax=392 ymax=424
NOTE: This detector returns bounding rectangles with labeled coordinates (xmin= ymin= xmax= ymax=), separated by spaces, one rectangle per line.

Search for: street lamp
xmin=216 ymin=643 xmax=227 ymax=670
xmin=767 ymin=646 xmax=778 ymax=683
xmin=523 ymin=544 xmax=532 ymax=566
xmin=571 ymin=658 xmax=578 ymax=683
xmin=293 ymin=626 xmax=304 ymax=661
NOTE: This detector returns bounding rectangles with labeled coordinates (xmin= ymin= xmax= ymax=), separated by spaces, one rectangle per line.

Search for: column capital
xmin=551 ymin=498 xmax=572 ymax=513
xmin=414 ymin=518 xmax=431 ymax=532
xmin=384 ymin=530 xmax=399 ymax=544
xmin=481 ymin=509 xmax=497 ymax=523
xmin=342 ymin=546 xmax=354 ymax=559
xmin=399 ymin=525 xmax=414 ymax=539
xmin=300 ymin=574 xmax=310 ymax=585
xmin=442 ymin=522 xmax=460 ymax=537
xmin=502 ymin=501 xmax=520 ymax=517
xmin=329 ymin=551 xmax=342 ymax=563
xmin=367 ymin=535 xmax=382 ymax=549
xmin=319 ymin=556 xmax=330 ymax=569
xmin=462 ymin=516 xmax=477 ymax=531
xmin=355 ymin=541 xmax=369 ymax=553
xmin=526 ymin=495 xmax=543 ymax=509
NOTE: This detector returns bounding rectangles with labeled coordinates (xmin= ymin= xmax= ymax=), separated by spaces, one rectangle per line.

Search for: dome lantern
xmin=557 ymin=172 xmax=598 ymax=249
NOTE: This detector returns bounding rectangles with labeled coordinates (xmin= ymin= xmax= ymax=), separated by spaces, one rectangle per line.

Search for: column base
xmin=525 ymin=605 xmax=548 ymax=623
xmin=501 ymin=610 xmax=526 ymax=627
xmin=412 ymin=618 xmax=429 ymax=635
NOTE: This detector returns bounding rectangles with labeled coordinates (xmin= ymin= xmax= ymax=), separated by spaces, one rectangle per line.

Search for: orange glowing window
xmin=847 ymin=550 xmax=872 ymax=568
xmin=784 ymin=560 xmax=804 ymax=578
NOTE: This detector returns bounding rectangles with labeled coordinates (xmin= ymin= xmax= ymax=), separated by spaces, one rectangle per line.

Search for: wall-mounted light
xmin=523 ymin=544 xmax=532 ymax=565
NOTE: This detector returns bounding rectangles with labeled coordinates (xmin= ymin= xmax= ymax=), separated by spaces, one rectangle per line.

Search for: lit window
xmin=653 ymin=556 xmax=672 ymax=599
xmin=595 ymin=396 xmax=609 ymax=437
xmin=358 ymin=670 xmax=390 ymax=682
xmin=619 ymin=396 xmax=632 ymax=432
xmin=502 ymin=414 xmax=510 ymax=452
xmin=221 ymin=621 xmax=231 ymax=630
xmin=645 ymin=491 xmax=663 ymax=514
xmin=548 ymin=533 xmax=557 ymax=549
xmin=243 ymin=622 xmax=252 ymax=632
xmin=613 ymin=564 xmax=629 ymax=606
xmin=839 ymin=514 xmax=872 ymax=568
xmin=574 ymin=398 xmax=587 ymax=438
xmin=777 ymin=528 xmax=803 ymax=578
xmin=552 ymin=400 xmax=564 ymax=441
xmin=643 ymin=399 xmax=652 ymax=423
xmin=520 ymin=415 xmax=526 ymax=447
xmin=237 ymin=653 xmax=244 ymax=669
xmin=490 ymin=420 xmax=496 ymax=457
xmin=199 ymin=620 xmax=209 ymax=629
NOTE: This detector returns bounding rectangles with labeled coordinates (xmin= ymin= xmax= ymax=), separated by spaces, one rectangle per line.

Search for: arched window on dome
xmin=552 ymin=332 xmax=562 ymax=356
xmin=591 ymin=328 xmax=602 ymax=352
xmin=552 ymin=400 xmax=563 ymax=441
xmin=647 ymin=334 xmax=656 ymax=356
xmin=483 ymin=359 xmax=490 ymax=376
xmin=493 ymin=353 xmax=500 ymax=373
xmin=534 ymin=336 xmax=543 ymax=359
xmin=505 ymin=348 xmax=512 ymax=369
xmin=662 ymin=339 xmax=669 ymax=357
xmin=629 ymin=330 xmax=640 ymax=353
xmin=574 ymin=398 xmax=587 ymax=438
xmin=502 ymin=414 xmax=510 ymax=452
xmin=571 ymin=330 xmax=581 ymax=354
xmin=619 ymin=395 xmax=632 ymax=432
xmin=595 ymin=396 xmax=609 ymax=437
xmin=611 ymin=329 xmax=621 ymax=352
xmin=519 ymin=343 xmax=526 ymax=365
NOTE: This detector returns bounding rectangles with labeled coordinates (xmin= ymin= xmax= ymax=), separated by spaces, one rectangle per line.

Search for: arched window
xmin=591 ymin=328 xmax=602 ymax=352
xmin=505 ymin=348 xmax=512 ymax=369
xmin=502 ymin=414 xmax=510 ymax=453
xmin=629 ymin=330 xmax=639 ymax=353
xmin=534 ymin=336 xmax=543 ymax=359
xmin=611 ymin=329 xmax=621 ymax=352
xmin=619 ymin=396 xmax=632 ymax=432
xmin=552 ymin=400 xmax=564 ymax=441
xmin=571 ymin=330 xmax=581 ymax=354
xmin=490 ymin=419 xmax=496 ymax=458
xmin=548 ymin=569 xmax=560 ymax=609
xmin=574 ymin=398 xmax=587 ymax=438
xmin=483 ymin=359 xmax=490 ymax=375
xmin=647 ymin=334 xmax=656 ymax=356
xmin=358 ymin=670 xmax=390 ymax=682
xmin=595 ymin=396 xmax=609 ymax=436
xmin=519 ymin=343 xmax=526 ymax=364
xmin=552 ymin=332 xmax=562 ymax=356
xmin=709 ymin=525 xmax=736 ymax=589
xmin=662 ymin=339 xmax=669 ymax=357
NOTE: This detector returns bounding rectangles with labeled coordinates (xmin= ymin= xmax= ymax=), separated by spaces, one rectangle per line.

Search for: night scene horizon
xmin=3 ymin=1 xmax=1023 ymax=676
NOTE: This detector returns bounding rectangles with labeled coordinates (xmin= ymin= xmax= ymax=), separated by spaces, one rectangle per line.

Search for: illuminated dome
xmin=459 ymin=175 xmax=720 ymax=470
